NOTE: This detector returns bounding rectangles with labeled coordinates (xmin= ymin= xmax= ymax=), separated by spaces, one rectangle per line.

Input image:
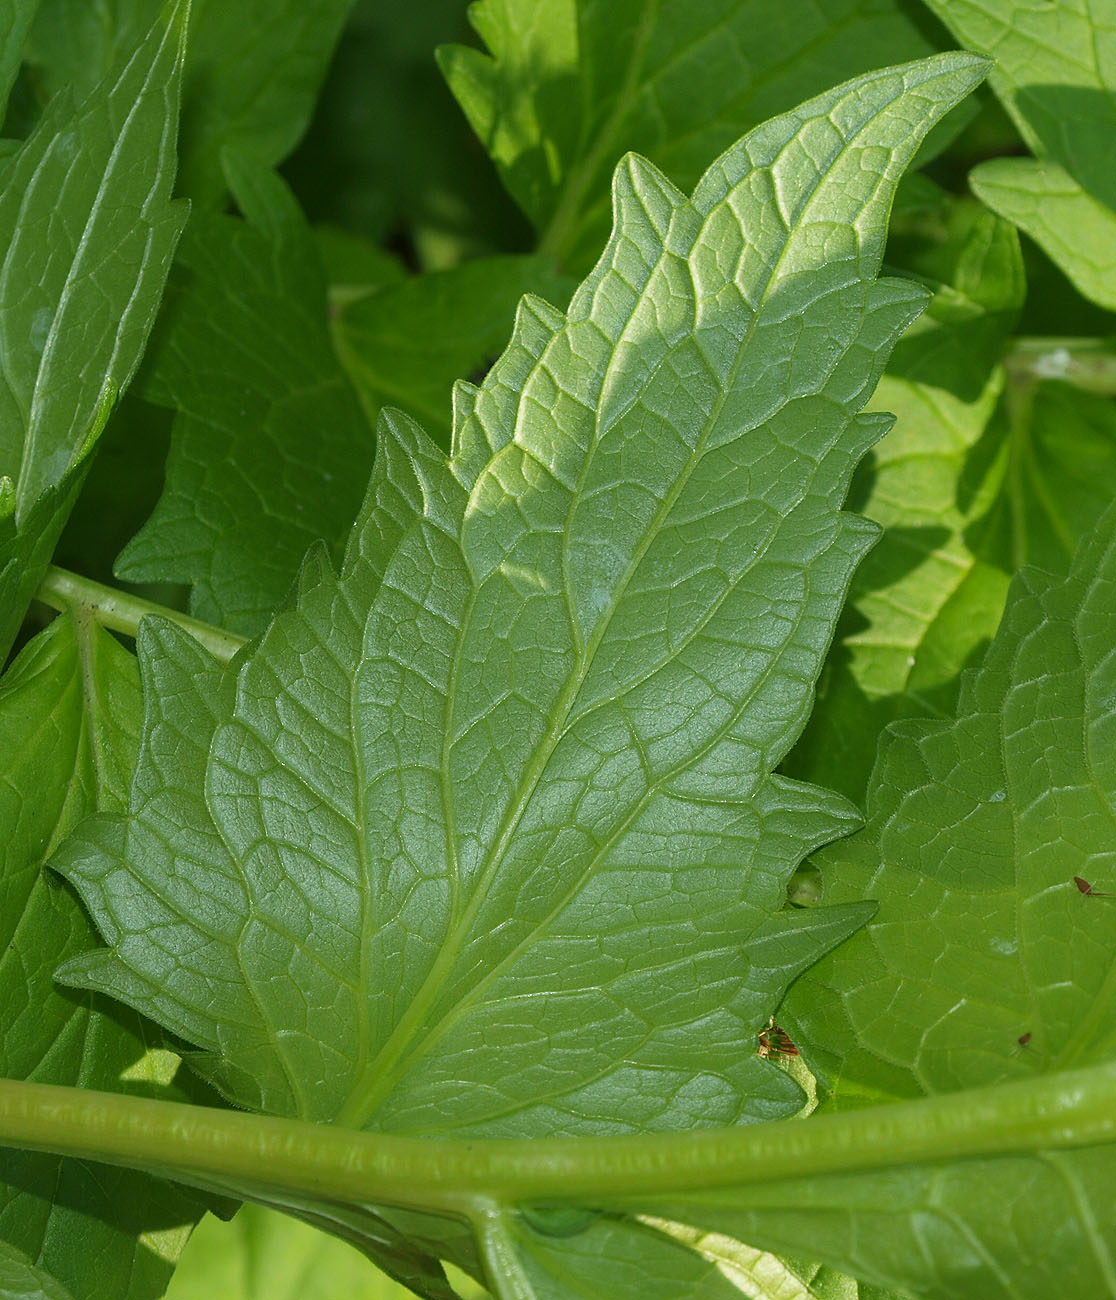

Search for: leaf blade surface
xmin=0 ymin=2 xmax=186 ymax=655
xmin=54 ymin=50 xmax=983 ymax=1161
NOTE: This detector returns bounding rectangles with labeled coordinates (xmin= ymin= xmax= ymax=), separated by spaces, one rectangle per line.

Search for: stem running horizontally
xmin=34 ymin=566 xmax=247 ymax=663
xmin=1 ymin=1068 xmax=1115 ymax=1219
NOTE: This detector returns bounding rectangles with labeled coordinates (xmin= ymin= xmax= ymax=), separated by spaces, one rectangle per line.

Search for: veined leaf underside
xmin=55 ymin=54 xmax=986 ymax=1140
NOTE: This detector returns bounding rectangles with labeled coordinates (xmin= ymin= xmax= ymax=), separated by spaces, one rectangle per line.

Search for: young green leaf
xmin=922 ymin=0 xmax=1116 ymax=310
xmin=0 ymin=614 xmax=205 ymax=1300
xmin=115 ymin=158 xmax=372 ymax=637
xmin=55 ymin=51 xmax=984 ymax=1137
xmin=26 ymin=0 xmax=353 ymax=205
xmin=439 ymin=0 xmax=950 ymax=267
xmin=0 ymin=1 xmax=186 ymax=657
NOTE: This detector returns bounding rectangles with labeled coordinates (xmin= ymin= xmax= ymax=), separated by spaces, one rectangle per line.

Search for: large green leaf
xmin=0 ymin=614 xmax=206 ymax=1300
xmin=26 ymin=0 xmax=353 ymax=204
xmin=115 ymin=158 xmax=372 ymax=637
xmin=788 ymin=494 xmax=1116 ymax=1101
xmin=439 ymin=0 xmax=951 ymax=268
xmin=922 ymin=0 xmax=1116 ymax=310
xmin=0 ymin=1 xmax=186 ymax=657
xmin=48 ymin=53 xmax=984 ymax=1297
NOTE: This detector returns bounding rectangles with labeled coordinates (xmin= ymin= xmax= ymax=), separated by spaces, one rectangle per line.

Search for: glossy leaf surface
xmin=0 ymin=3 xmax=185 ymax=655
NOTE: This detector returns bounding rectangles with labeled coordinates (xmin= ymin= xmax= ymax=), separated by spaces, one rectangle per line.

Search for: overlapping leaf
xmin=0 ymin=614 xmax=205 ymax=1300
xmin=439 ymin=0 xmax=952 ymax=267
xmin=331 ymin=255 xmax=576 ymax=442
xmin=116 ymin=158 xmax=373 ymax=636
xmin=692 ymin=498 xmax=1116 ymax=1298
xmin=922 ymin=0 xmax=1116 ymax=310
xmin=0 ymin=1 xmax=186 ymax=657
xmin=784 ymin=194 xmax=1024 ymax=798
xmin=25 ymin=0 xmax=353 ymax=204
xmin=53 ymin=54 xmax=985 ymax=1178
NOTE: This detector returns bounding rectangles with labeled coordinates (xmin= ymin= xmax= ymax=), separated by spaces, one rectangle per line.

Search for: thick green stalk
xmin=34 ymin=566 xmax=247 ymax=663
xmin=1 ymin=1069 xmax=1115 ymax=1219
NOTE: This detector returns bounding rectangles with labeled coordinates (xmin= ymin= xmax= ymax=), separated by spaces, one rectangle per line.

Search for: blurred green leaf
xmin=284 ymin=0 xmax=526 ymax=265
xmin=165 ymin=1205 xmax=440 ymax=1300
xmin=0 ymin=1241 xmax=74 ymax=1300
xmin=0 ymin=0 xmax=37 ymax=115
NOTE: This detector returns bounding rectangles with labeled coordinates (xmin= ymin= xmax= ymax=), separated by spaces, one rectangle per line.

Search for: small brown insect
xmin=1074 ymin=876 xmax=1115 ymax=898
xmin=1018 ymin=1032 xmax=1032 ymax=1048
xmin=757 ymin=1020 xmax=799 ymax=1059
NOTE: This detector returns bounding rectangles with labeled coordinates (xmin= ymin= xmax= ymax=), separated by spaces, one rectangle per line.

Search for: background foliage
xmin=2 ymin=3 xmax=1116 ymax=1300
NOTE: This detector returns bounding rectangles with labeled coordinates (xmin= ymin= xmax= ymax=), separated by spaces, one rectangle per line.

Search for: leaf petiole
xmin=34 ymin=566 xmax=247 ymax=663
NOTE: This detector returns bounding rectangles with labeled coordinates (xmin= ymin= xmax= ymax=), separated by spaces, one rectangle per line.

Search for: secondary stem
xmin=1 ymin=1067 xmax=1115 ymax=1218
xmin=34 ymin=566 xmax=247 ymax=663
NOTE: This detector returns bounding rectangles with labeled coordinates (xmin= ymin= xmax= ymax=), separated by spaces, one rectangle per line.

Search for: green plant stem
xmin=1005 ymin=336 xmax=1116 ymax=395
xmin=2 ymin=1068 xmax=1115 ymax=1220
xmin=34 ymin=566 xmax=247 ymax=663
